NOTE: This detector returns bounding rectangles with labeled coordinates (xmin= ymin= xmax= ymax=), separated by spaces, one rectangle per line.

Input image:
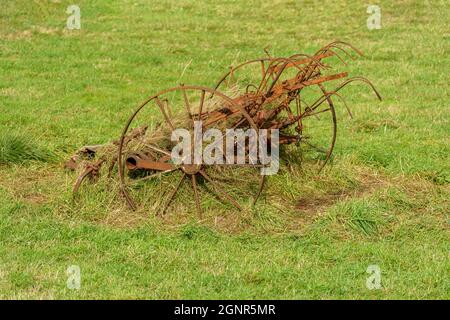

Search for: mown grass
xmin=0 ymin=0 xmax=449 ymax=299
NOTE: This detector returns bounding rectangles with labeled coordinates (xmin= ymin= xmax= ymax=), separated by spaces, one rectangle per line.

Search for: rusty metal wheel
xmin=68 ymin=42 xmax=382 ymax=218
xmin=117 ymin=85 xmax=265 ymax=217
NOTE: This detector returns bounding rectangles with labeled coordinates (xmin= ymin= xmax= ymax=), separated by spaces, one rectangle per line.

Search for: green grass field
xmin=0 ymin=0 xmax=449 ymax=299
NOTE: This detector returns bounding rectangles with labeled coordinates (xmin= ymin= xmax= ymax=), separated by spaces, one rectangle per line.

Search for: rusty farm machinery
xmin=66 ymin=41 xmax=381 ymax=217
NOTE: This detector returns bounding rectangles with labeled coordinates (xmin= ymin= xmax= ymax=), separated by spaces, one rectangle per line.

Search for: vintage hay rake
xmin=67 ymin=41 xmax=381 ymax=217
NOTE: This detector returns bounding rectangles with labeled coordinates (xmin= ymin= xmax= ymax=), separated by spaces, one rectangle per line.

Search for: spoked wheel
xmin=117 ymin=85 xmax=264 ymax=217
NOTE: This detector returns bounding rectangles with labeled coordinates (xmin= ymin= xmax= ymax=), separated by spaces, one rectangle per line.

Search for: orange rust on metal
xmin=265 ymin=72 xmax=349 ymax=103
xmin=203 ymin=72 xmax=348 ymax=127
xmin=68 ymin=42 xmax=381 ymax=217
xmin=126 ymin=155 xmax=175 ymax=171
xmin=268 ymin=51 xmax=334 ymax=74
xmin=73 ymin=159 xmax=105 ymax=194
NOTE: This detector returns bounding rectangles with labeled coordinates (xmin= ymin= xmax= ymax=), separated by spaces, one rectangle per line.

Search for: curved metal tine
xmin=329 ymin=44 xmax=356 ymax=61
xmin=301 ymin=105 xmax=332 ymax=148
xmin=329 ymin=91 xmax=353 ymax=118
xmin=266 ymin=60 xmax=290 ymax=93
xmin=308 ymin=83 xmax=344 ymax=111
xmin=317 ymin=83 xmax=337 ymax=173
xmin=256 ymin=60 xmax=267 ymax=93
xmin=258 ymin=58 xmax=286 ymax=94
xmin=303 ymin=107 xmax=331 ymax=119
xmin=319 ymin=41 xmax=364 ymax=58
xmin=181 ymin=86 xmax=195 ymax=126
xmin=258 ymin=62 xmax=273 ymax=93
xmin=160 ymin=173 xmax=186 ymax=216
xmin=308 ymin=92 xmax=333 ymax=112
xmin=297 ymin=52 xmax=329 ymax=81
xmin=198 ymin=169 xmax=242 ymax=210
xmin=232 ymin=66 xmax=248 ymax=90
xmin=245 ymin=83 xmax=259 ymax=93
xmin=314 ymin=43 xmax=349 ymax=65
xmin=198 ymin=89 xmax=206 ymax=120
xmin=73 ymin=167 xmax=93 ymax=194
xmin=284 ymin=97 xmax=296 ymax=121
xmin=302 ymin=59 xmax=323 ymax=81
xmin=267 ymin=56 xmax=317 ymax=93
xmin=309 ymin=77 xmax=382 ymax=112
xmin=287 ymin=55 xmax=325 ymax=73
xmin=260 ymin=60 xmax=266 ymax=79
xmin=155 ymin=96 xmax=175 ymax=130
xmin=253 ymin=175 xmax=265 ymax=205
xmin=191 ymin=174 xmax=202 ymax=218
xmin=336 ymin=77 xmax=382 ymax=100
xmin=297 ymin=96 xmax=312 ymax=119
xmin=227 ymin=66 xmax=235 ymax=88
xmin=233 ymin=60 xmax=264 ymax=92
xmin=326 ymin=48 xmax=348 ymax=65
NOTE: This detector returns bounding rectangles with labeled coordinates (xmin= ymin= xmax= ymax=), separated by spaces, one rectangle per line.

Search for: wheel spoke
xmin=160 ymin=173 xmax=186 ymax=216
xmin=253 ymin=175 xmax=265 ymax=205
xmin=182 ymin=87 xmax=194 ymax=126
xmin=155 ymin=97 xmax=174 ymax=130
xmin=198 ymin=90 xmax=205 ymax=120
xmin=199 ymin=170 xmax=242 ymax=210
xmin=119 ymin=86 xmax=261 ymax=215
xmin=191 ymin=174 xmax=202 ymax=219
xmin=129 ymin=168 xmax=178 ymax=185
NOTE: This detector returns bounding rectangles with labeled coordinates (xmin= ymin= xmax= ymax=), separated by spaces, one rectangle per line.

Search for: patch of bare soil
xmin=295 ymin=173 xmax=387 ymax=214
